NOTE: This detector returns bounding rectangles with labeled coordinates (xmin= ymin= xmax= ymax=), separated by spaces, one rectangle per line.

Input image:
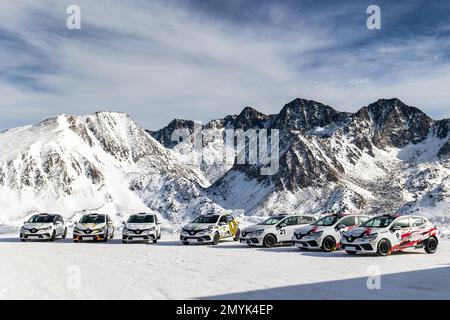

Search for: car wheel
xmin=321 ymin=236 xmax=336 ymax=252
xmin=377 ymin=239 xmax=391 ymax=256
xmin=424 ymin=237 xmax=438 ymax=254
xmin=73 ymin=239 xmax=79 ymax=243
xmin=233 ymin=229 xmax=240 ymax=241
xmin=263 ymin=234 xmax=277 ymax=248
xmin=152 ymin=239 xmax=158 ymax=243
xmin=212 ymin=232 xmax=220 ymax=245
xmin=50 ymin=230 xmax=56 ymax=241
xmin=62 ymin=228 xmax=67 ymax=239
xmin=122 ymin=239 xmax=127 ymax=244
xmin=345 ymin=250 xmax=357 ymax=255
xmin=110 ymin=229 xmax=115 ymax=239
xmin=103 ymin=232 xmax=109 ymax=242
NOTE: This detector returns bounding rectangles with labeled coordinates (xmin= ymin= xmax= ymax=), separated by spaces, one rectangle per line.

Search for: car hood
xmin=22 ymin=223 xmax=53 ymax=229
xmin=183 ymin=223 xmax=215 ymax=230
xmin=243 ymin=224 xmax=272 ymax=233
xmin=296 ymin=224 xmax=328 ymax=235
xmin=76 ymin=223 xmax=106 ymax=230
xmin=344 ymin=227 xmax=375 ymax=237
xmin=125 ymin=223 xmax=154 ymax=230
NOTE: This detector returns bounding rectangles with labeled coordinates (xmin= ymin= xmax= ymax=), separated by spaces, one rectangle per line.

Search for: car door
xmin=336 ymin=216 xmax=357 ymax=237
xmin=409 ymin=217 xmax=426 ymax=244
xmin=276 ymin=217 xmax=298 ymax=242
xmin=218 ymin=215 xmax=229 ymax=238
xmin=57 ymin=216 xmax=64 ymax=235
xmin=106 ymin=215 xmax=113 ymax=236
xmin=154 ymin=215 xmax=161 ymax=236
xmin=390 ymin=217 xmax=411 ymax=246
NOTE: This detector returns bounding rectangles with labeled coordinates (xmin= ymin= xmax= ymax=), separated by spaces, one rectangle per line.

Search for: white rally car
xmin=122 ymin=213 xmax=162 ymax=243
xmin=180 ymin=213 xmax=240 ymax=245
xmin=293 ymin=213 xmax=370 ymax=252
xmin=240 ymin=214 xmax=316 ymax=247
xmin=341 ymin=214 xmax=439 ymax=256
xmin=20 ymin=213 xmax=67 ymax=241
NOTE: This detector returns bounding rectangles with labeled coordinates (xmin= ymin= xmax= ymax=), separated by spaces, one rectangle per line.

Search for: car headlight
xmin=181 ymin=228 xmax=190 ymax=233
xmin=249 ymin=229 xmax=264 ymax=237
xmin=311 ymin=231 xmax=323 ymax=238
xmin=363 ymin=233 xmax=378 ymax=241
xmin=42 ymin=226 xmax=52 ymax=231
xmin=149 ymin=226 xmax=156 ymax=231
xmin=201 ymin=227 xmax=213 ymax=233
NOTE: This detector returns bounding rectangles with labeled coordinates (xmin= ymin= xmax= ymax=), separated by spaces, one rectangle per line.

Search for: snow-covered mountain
xmin=151 ymin=98 xmax=450 ymax=224
xmin=0 ymin=112 xmax=209 ymax=225
xmin=1 ymin=98 xmax=450 ymax=228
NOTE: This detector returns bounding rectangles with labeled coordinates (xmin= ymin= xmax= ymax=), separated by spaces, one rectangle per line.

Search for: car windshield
xmin=192 ymin=215 xmax=219 ymax=224
xmin=361 ymin=216 xmax=395 ymax=228
xmin=27 ymin=215 xmax=55 ymax=223
xmin=313 ymin=215 xmax=340 ymax=226
xmin=259 ymin=217 xmax=284 ymax=225
xmin=80 ymin=214 xmax=105 ymax=224
xmin=127 ymin=215 xmax=154 ymax=223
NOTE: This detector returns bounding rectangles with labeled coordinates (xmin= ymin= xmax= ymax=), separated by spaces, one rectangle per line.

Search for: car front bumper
xmin=341 ymin=240 xmax=376 ymax=253
xmin=20 ymin=230 xmax=52 ymax=240
xmin=73 ymin=232 xmax=107 ymax=241
xmin=239 ymin=235 xmax=264 ymax=246
xmin=123 ymin=232 xmax=156 ymax=242
xmin=293 ymin=236 xmax=322 ymax=249
xmin=180 ymin=233 xmax=214 ymax=243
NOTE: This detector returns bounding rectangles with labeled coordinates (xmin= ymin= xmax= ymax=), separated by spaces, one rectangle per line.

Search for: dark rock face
xmin=152 ymin=97 xmax=450 ymax=215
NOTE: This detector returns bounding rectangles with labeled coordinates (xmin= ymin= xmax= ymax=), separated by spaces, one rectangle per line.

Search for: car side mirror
xmin=219 ymin=222 xmax=226 ymax=226
xmin=391 ymin=226 xmax=401 ymax=231
xmin=336 ymin=224 xmax=346 ymax=230
xmin=278 ymin=223 xmax=287 ymax=228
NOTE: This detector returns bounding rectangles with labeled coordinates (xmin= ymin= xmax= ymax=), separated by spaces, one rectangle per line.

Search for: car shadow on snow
xmin=197 ymin=266 xmax=450 ymax=300
xmin=298 ymin=249 xmax=426 ymax=258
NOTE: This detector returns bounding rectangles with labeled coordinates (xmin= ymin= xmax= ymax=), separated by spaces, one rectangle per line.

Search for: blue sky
xmin=1 ymin=0 xmax=450 ymax=130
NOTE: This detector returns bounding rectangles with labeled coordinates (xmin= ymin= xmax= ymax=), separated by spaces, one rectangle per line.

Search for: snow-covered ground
xmin=0 ymin=233 xmax=449 ymax=300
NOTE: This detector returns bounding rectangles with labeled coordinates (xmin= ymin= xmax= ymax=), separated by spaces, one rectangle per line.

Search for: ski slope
xmin=0 ymin=232 xmax=449 ymax=300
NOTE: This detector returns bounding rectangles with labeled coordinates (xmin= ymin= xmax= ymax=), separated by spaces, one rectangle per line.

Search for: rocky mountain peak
xmin=272 ymin=98 xmax=348 ymax=132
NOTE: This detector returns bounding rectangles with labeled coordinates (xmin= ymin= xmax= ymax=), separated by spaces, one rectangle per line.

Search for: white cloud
xmin=0 ymin=0 xmax=449 ymax=131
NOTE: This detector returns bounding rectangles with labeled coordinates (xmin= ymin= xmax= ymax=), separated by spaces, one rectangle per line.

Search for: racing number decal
xmin=280 ymin=229 xmax=286 ymax=235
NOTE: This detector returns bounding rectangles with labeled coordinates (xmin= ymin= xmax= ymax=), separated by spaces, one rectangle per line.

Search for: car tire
xmin=152 ymin=239 xmax=158 ymax=243
xmin=110 ymin=229 xmax=115 ymax=239
xmin=73 ymin=239 xmax=79 ymax=243
xmin=377 ymin=239 xmax=391 ymax=256
xmin=345 ymin=250 xmax=357 ymax=255
xmin=263 ymin=234 xmax=277 ymax=248
xmin=50 ymin=230 xmax=56 ymax=241
xmin=158 ymin=232 xmax=161 ymax=240
xmin=103 ymin=232 xmax=109 ymax=242
xmin=122 ymin=240 xmax=127 ymax=244
xmin=321 ymin=236 xmax=336 ymax=252
xmin=424 ymin=237 xmax=438 ymax=254
xmin=233 ymin=229 xmax=240 ymax=241
xmin=211 ymin=232 xmax=220 ymax=245
xmin=62 ymin=228 xmax=67 ymax=239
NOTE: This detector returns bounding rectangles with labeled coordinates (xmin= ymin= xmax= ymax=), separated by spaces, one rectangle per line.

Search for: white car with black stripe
xmin=240 ymin=215 xmax=316 ymax=247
